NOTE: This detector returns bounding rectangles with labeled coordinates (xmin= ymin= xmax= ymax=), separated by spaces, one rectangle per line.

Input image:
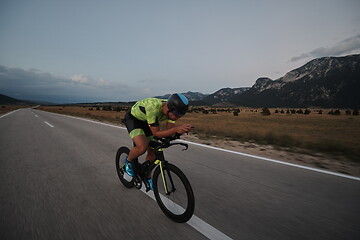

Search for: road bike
xmin=115 ymin=133 xmax=195 ymax=223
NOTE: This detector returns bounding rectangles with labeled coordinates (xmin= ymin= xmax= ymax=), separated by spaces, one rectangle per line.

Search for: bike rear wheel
xmin=115 ymin=146 xmax=135 ymax=188
xmin=153 ymin=163 xmax=195 ymax=223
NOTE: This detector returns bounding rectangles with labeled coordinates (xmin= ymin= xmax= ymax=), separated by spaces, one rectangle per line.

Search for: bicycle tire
xmin=115 ymin=146 xmax=134 ymax=188
xmin=153 ymin=163 xmax=195 ymax=223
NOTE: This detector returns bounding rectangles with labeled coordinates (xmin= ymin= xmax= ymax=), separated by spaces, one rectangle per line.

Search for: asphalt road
xmin=1 ymin=108 xmax=359 ymax=240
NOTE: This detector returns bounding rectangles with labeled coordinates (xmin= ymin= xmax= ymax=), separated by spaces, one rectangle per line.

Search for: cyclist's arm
xmin=150 ymin=124 xmax=192 ymax=138
xmin=150 ymin=125 xmax=177 ymax=138
xmin=167 ymin=122 xmax=175 ymax=130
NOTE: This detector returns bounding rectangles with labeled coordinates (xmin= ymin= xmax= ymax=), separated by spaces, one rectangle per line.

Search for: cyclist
xmin=123 ymin=93 xmax=192 ymax=190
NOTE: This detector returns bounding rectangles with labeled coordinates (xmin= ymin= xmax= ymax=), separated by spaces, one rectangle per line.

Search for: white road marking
xmin=44 ymin=121 xmax=54 ymax=128
xmin=30 ymin=111 xmax=39 ymax=117
xmin=140 ymin=186 xmax=233 ymax=240
xmin=0 ymin=109 xmax=21 ymax=119
xmin=42 ymin=111 xmax=127 ymax=129
xmin=179 ymin=140 xmax=360 ymax=182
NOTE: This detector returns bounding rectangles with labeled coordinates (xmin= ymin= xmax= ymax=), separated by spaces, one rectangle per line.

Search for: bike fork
xmin=159 ymin=161 xmax=176 ymax=195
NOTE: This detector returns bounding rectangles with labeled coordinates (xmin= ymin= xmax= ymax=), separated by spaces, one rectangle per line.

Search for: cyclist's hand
xmin=176 ymin=124 xmax=192 ymax=134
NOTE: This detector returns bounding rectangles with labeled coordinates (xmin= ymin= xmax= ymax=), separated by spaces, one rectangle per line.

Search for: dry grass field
xmin=36 ymin=105 xmax=360 ymax=163
xmin=178 ymin=110 xmax=360 ymax=160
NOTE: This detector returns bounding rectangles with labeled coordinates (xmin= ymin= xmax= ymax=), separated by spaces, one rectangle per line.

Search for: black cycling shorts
xmin=124 ymin=111 xmax=154 ymax=140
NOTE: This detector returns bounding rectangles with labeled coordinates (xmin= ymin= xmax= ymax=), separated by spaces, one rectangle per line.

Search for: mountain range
xmin=1 ymin=54 xmax=359 ymax=108
xmin=158 ymin=54 xmax=360 ymax=108
xmin=232 ymin=54 xmax=360 ymax=108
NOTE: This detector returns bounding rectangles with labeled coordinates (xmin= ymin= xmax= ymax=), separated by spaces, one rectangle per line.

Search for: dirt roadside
xmin=181 ymin=134 xmax=360 ymax=178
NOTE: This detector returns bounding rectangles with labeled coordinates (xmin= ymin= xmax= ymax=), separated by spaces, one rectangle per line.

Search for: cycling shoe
xmin=124 ymin=157 xmax=135 ymax=177
xmin=145 ymin=178 xmax=153 ymax=191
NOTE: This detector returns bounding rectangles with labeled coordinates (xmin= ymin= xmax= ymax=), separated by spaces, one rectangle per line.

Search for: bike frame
xmin=132 ymin=137 xmax=188 ymax=193
xmin=149 ymin=142 xmax=174 ymax=195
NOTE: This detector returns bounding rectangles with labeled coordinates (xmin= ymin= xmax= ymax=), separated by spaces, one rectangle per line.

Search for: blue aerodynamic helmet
xmin=167 ymin=93 xmax=189 ymax=117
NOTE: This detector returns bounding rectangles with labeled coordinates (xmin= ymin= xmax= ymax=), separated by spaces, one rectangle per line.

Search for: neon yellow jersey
xmin=130 ymin=98 xmax=175 ymax=127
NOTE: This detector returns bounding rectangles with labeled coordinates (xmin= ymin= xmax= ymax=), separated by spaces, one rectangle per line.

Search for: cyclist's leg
xmin=143 ymin=129 xmax=156 ymax=180
xmin=144 ymin=140 xmax=156 ymax=190
xmin=128 ymin=134 xmax=149 ymax=161
xmin=144 ymin=134 xmax=156 ymax=162
xmin=145 ymin=148 xmax=155 ymax=161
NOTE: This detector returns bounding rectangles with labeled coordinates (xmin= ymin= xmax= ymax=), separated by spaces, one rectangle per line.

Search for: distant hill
xmin=155 ymin=91 xmax=208 ymax=101
xmin=0 ymin=94 xmax=32 ymax=105
xmin=202 ymin=87 xmax=250 ymax=105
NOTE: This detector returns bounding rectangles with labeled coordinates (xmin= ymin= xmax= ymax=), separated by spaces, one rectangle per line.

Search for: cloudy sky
xmin=1 ymin=0 xmax=360 ymax=103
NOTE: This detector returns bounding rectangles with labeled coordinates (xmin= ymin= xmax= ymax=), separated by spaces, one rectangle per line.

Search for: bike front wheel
xmin=153 ymin=163 xmax=195 ymax=223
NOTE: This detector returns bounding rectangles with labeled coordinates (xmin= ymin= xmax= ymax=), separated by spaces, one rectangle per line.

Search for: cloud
xmin=0 ymin=65 xmax=131 ymax=103
xmin=98 ymin=78 xmax=110 ymax=86
xmin=291 ymin=34 xmax=360 ymax=62
xmin=70 ymin=74 xmax=90 ymax=83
